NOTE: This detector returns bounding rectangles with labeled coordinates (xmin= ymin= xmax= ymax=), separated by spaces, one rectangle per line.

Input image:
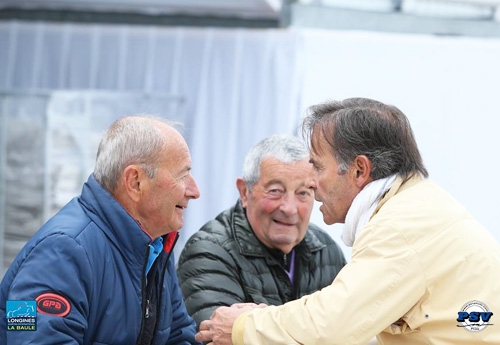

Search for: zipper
xmin=136 ymin=233 xmax=180 ymax=344
xmin=153 ymin=232 xmax=177 ymax=319
xmin=136 ymin=246 xmax=151 ymax=345
xmin=145 ymin=299 xmax=150 ymax=319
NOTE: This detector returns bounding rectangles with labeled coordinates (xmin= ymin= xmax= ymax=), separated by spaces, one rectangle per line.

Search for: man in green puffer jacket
xmin=177 ymin=134 xmax=346 ymax=327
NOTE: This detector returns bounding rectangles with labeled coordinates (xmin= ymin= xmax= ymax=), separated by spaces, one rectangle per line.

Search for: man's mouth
xmin=273 ymin=219 xmax=294 ymax=226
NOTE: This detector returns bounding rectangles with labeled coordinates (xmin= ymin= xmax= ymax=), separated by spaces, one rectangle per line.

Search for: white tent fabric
xmin=1 ymin=20 xmax=500 ymax=276
xmin=0 ymin=21 xmax=305 ymax=273
xmin=299 ymin=28 xmax=500 ymax=258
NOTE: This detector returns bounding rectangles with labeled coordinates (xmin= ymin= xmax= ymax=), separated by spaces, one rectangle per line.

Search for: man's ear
xmin=236 ymin=178 xmax=249 ymax=207
xmin=122 ymin=165 xmax=145 ymax=202
xmin=352 ymin=155 xmax=373 ymax=188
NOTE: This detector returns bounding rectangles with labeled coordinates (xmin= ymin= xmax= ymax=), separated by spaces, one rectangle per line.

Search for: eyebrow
xmin=175 ymin=165 xmax=192 ymax=177
xmin=263 ymin=179 xmax=284 ymax=188
xmin=263 ymin=179 xmax=308 ymax=189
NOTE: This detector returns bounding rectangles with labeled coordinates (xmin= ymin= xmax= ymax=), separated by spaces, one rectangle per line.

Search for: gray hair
xmin=302 ymin=98 xmax=428 ymax=180
xmin=242 ymin=134 xmax=309 ymax=191
xmin=93 ymin=115 xmax=183 ymax=192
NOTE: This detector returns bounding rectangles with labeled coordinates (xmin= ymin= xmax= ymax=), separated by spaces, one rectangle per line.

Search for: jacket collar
xmin=78 ymin=174 xmax=154 ymax=269
xmin=373 ymin=173 xmax=423 ymax=216
xmin=231 ymin=199 xmax=325 ymax=258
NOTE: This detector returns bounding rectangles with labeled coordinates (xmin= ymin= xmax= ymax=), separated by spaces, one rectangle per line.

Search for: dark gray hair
xmin=302 ymin=98 xmax=428 ymax=180
xmin=93 ymin=115 xmax=182 ymax=192
xmin=242 ymin=134 xmax=309 ymax=191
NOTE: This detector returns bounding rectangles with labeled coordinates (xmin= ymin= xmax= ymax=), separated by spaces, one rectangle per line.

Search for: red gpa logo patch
xmin=35 ymin=293 xmax=71 ymax=317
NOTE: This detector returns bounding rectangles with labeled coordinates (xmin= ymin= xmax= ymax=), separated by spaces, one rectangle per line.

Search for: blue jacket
xmin=1 ymin=174 xmax=200 ymax=345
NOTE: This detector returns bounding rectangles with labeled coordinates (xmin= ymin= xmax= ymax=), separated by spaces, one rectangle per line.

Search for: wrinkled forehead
xmin=158 ymin=125 xmax=192 ymax=162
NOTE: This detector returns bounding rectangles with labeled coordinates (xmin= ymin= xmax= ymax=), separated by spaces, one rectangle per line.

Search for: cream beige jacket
xmin=232 ymin=175 xmax=500 ymax=344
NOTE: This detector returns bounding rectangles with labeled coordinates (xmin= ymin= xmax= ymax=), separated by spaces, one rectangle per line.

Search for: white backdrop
xmin=0 ymin=21 xmax=499 ymax=272
xmin=299 ymin=29 xmax=500 ymax=258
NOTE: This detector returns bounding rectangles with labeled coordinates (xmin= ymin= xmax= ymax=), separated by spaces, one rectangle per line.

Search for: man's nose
xmin=279 ymin=193 xmax=298 ymax=216
xmin=187 ymin=174 xmax=200 ymax=199
xmin=306 ymin=178 xmax=317 ymax=190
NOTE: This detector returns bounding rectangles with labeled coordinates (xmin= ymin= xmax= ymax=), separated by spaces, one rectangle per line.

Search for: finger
xmin=233 ymin=303 xmax=256 ymax=308
xmin=199 ymin=320 xmax=211 ymax=331
xmin=195 ymin=330 xmax=212 ymax=342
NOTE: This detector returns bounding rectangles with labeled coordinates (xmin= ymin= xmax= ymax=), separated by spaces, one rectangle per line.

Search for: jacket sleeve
xmin=4 ymin=234 xmax=92 ymax=345
xmin=164 ymin=254 xmax=201 ymax=345
xmin=177 ymin=234 xmax=246 ymax=327
xmin=232 ymin=225 xmax=426 ymax=345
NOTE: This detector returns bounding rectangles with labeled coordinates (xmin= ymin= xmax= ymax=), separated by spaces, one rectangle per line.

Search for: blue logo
xmin=6 ymin=300 xmax=37 ymax=331
xmin=456 ymin=300 xmax=494 ymax=332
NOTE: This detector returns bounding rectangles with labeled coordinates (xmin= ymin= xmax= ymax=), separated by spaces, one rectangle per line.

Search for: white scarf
xmin=342 ymin=174 xmax=397 ymax=247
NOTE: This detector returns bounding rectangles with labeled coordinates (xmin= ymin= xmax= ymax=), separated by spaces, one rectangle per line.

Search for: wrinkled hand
xmin=195 ymin=303 xmax=267 ymax=345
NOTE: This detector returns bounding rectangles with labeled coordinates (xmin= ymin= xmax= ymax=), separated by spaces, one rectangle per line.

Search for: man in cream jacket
xmin=195 ymin=97 xmax=500 ymax=345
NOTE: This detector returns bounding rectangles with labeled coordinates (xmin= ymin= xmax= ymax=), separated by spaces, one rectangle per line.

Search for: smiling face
xmin=135 ymin=126 xmax=200 ymax=238
xmin=237 ymin=157 xmax=315 ymax=254
xmin=308 ymin=129 xmax=361 ymax=225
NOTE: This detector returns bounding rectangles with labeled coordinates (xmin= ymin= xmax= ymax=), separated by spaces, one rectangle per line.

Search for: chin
xmin=272 ymin=235 xmax=296 ymax=246
xmin=322 ymin=216 xmax=334 ymax=225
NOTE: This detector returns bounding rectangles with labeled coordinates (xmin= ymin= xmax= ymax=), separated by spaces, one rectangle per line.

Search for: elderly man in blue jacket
xmin=1 ymin=115 xmax=202 ymax=345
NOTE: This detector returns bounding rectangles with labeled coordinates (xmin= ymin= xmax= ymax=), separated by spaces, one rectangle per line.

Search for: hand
xmin=231 ymin=302 xmax=267 ymax=309
xmin=195 ymin=303 xmax=267 ymax=345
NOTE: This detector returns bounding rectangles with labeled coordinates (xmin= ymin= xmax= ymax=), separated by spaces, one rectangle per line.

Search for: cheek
xmin=316 ymin=172 xmax=329 ymax=187
xmin=164 ymin=181 xmax=185 ymax=202
xmin=316 ymin=179 xmax=329 ymax=197
xmin=259 ymin=199 xmax=279 ymax=215
xmin=297 ymin=202 xmax=313 ymax=218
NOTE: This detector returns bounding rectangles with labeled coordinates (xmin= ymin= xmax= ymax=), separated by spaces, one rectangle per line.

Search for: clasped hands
xmin=195 ymin=302 xmax=267 ymax=345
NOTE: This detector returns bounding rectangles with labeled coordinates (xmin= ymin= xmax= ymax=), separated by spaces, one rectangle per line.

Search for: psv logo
xmin=456 ymin=300 xmax=494 ymax=332
xmin=36 ymin=293 xmax=71 ymax=317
